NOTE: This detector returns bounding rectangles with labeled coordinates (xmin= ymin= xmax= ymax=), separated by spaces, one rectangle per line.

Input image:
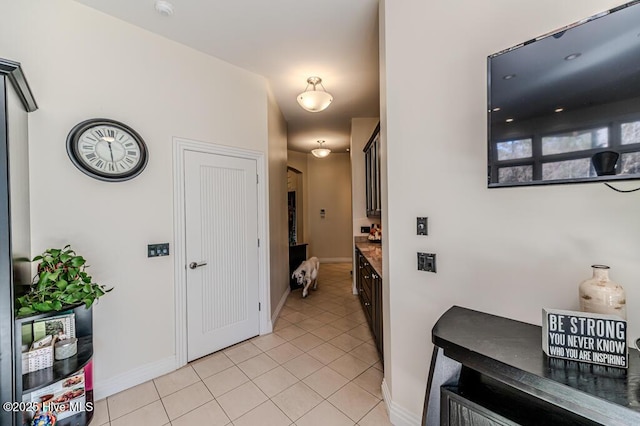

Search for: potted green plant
xmin=16 ymin=245 xmax=113 ymax=316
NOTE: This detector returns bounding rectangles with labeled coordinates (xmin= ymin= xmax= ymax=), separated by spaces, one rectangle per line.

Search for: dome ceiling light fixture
xmin=311 ymin=140 xmax=331 ymax=158
xmin=297 ymin=76 xmax=333 ymax=112
xmin=155 ymin=0 xmax=174 ymax=16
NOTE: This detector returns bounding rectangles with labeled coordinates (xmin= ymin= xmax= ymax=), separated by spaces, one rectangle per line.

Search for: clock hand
xmin=108 ymin=141 xmax=115 ymax=164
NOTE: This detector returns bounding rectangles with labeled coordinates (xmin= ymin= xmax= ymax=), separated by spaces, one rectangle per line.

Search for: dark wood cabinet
xmin=364 ymin=123 xmax=381 ymax=218
xmin=425 ymin=306 xmax=640 ymax=426
xmin=356 ymin=248 xmax=382 ymax=360
xmin=441 ymin=387 xmax=518 ymax=426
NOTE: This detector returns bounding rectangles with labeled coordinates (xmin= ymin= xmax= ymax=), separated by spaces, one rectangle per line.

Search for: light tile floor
xmin=93 ymin=262 xmax=391 ymax=426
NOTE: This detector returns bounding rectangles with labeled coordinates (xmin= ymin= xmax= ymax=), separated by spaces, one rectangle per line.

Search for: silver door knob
xmin=189 ymin=262 xmax=208 ymax=269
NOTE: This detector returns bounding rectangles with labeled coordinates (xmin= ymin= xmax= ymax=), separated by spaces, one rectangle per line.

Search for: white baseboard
xmin=382 ymin=378 xmax=422 ymax=426
xmin=272 ymin=286 xmax=290 ymax=326
xmin=94 ymin=355 xmax=176 ymax=400
xmin=318 ymin=257 xmax=352 ymax=263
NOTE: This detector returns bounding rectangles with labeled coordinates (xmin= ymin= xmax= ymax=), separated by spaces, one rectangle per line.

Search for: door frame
xmin=173 ymin=137 xmax=271 ymax=368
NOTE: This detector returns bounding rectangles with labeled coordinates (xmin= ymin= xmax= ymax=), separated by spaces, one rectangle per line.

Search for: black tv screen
xmin=487 ymin=1 xmax=640 ymax=187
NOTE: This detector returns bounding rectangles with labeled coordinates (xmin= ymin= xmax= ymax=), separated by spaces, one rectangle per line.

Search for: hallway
xmin=92 ymin=262 xmax=391 ymax=425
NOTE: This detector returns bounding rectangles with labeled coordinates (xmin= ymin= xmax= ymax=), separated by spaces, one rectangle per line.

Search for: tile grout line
xmin=101 ymin=265 xmax=386 ymax=425
xmin=151 ymin=375 xmax=173 ymax=424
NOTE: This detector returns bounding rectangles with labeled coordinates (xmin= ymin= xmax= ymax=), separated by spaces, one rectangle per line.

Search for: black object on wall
xmin=0 ymin=58 xmax=37 ymax=426
xmin=591 ymin=150 xmax=619 ymax=176
xmin=488 ymin=2 xmax=640 ymax=188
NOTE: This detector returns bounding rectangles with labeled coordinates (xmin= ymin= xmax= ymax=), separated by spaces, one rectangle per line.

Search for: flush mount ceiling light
xmin=155 ymin=0 xmax=174 ymax=16
xmin=297 ymin=77 xmax=333 ymax=112
xmin=502 ymin=74 xmax=516 ymax=80
xmin=565 ymin=53 xmax=581 ymax=61
xmin=311 ymin=140 xmax=331 ymax=158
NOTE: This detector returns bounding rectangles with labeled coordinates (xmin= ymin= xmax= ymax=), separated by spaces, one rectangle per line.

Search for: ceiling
xmin=72 ymin=0 xmax=381 ymax=154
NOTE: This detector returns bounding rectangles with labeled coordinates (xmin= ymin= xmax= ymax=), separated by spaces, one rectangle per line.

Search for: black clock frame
xmin=66 ymin=118 xmax=149 ymax=182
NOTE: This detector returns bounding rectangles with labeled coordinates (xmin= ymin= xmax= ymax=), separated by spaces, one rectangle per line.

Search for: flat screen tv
xmin=487 ymin=1 xmax=640 ymax=187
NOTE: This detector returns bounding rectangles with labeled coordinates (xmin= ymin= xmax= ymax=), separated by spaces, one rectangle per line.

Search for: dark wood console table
xmin=424 ymin=306 xmax=640 ymax=426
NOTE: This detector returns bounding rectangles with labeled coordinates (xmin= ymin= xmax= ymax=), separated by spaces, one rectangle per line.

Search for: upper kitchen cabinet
xmin=364 ymin=123 xmax=381 ymax=218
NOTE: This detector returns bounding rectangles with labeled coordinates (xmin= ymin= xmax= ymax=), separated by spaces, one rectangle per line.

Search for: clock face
xmin=67 ymin=119 xmax=148 ymax=182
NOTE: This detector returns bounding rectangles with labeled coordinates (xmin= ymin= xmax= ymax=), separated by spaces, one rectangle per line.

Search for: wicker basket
xmin=22 ymin=338 xmax=55 ymax=374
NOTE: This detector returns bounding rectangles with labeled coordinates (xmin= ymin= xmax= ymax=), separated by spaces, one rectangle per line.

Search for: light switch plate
xmin=417 ymin=217 xmax=428 ymax=235
xmin=148 ymin=243 xmax=170 ymax=257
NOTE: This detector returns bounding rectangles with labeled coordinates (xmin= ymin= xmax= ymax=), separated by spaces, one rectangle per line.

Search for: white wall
xmin=0 ymin=0 xmax=270 ymax=398
xmin=287 ymin=151 xmax=353 ymax=261
xmin=381 ymin=0 xmax=638 ymax=422
xmin=267 ymin=88 xmax=289 ymax=318
xmin=307 ymin=153 xmax=353 ymax=261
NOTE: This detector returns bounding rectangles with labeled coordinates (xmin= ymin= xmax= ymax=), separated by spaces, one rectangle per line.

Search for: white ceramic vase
xmin=579 ymin=264 xmax=626 ymax=320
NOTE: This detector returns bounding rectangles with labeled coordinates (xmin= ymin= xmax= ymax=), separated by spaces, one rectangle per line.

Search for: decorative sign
xmin=542 ymin=308 xmax=627 ymax=368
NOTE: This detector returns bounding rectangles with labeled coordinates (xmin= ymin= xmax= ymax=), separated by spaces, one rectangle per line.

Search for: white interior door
xmin=184 ymin=150 xmax=259 ymax=361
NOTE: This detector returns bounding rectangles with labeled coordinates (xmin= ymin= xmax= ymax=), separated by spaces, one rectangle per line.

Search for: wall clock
xmin=66 ymin=118 xmax=149 ymax=182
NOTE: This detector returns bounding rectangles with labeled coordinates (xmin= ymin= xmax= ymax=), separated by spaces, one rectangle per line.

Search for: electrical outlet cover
xmin=417 ymin=252 xmax=436 ymax=272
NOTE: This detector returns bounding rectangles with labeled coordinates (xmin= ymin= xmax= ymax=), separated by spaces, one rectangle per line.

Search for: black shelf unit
xmin=15 ymin=305 xmax=94 ymax=426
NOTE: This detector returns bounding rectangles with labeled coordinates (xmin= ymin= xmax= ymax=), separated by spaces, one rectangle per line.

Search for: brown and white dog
xmin=291 ymin=257 xmax=320 ymax=298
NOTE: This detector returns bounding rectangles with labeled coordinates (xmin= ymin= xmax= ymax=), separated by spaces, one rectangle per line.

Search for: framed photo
xmin=33 ymin=313 xmax=75 ymax=342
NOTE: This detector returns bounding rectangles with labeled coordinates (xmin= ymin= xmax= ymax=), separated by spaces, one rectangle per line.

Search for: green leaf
xmin=83 ymin=298 xmax=94 ymax=309
xmin=55 ymin=279 xmax=68 ymax=290
xmin=70 ymin=256 xmax=86 ymax=267
xmin=32 ymin=255 xmax=43 ymax=262
xmin=33 ymin=302 xmax=53 ymax=312
xmin=18 ymin=307 xmax=36 ymax=316
xmin=52 ymin=300 xmax=62 ymax=311
xmin=60 ymin=253 xmax=71 ymax=263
